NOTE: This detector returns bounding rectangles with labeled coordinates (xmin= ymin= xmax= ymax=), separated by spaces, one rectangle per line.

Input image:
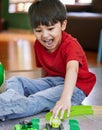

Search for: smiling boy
xmin=0 ymin=0 xmax=96 ymax=121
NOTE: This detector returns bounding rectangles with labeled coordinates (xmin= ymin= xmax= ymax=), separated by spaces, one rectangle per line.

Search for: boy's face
xmin=33 ymin=20 xmax=67 ymax=52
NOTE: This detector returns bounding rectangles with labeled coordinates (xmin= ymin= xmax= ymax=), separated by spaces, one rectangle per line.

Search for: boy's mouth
xmin=44 ymin=39 xmax=54 ymax=47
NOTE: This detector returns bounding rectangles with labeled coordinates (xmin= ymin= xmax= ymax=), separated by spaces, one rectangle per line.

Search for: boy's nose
xmin=42 ymin=30 xmax=49 ymax=38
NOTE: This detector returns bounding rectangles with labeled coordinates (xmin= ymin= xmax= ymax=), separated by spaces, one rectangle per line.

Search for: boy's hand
xmin=51 ymin=97 xmax=71 ymax=119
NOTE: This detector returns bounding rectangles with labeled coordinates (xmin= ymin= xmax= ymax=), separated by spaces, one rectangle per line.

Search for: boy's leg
xmin=7 ymin=84 xmax=64 ymax=120
xmin=0 ymin=76 xmax=46 ymax=118
xmin=0 ymin=76 xmax=30 ymax=117
xmin=5 ymin=76 xmax=64 ymax=96
xmin=71 ymin=87 xmax=86 ymax=105
xmin=0 ymin=89 xmax=27 ymax=116
xmin=0 ymin=76 xmax=64 ymax=119
xmin=7 ymin=85 xmax=86 ymax=120
xmin=0 ymin=76 xmax=86 ymax=120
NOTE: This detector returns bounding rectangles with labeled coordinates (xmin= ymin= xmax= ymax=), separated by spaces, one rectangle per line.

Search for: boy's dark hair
xmin=28 ymin=0 xmax=67 ymax=28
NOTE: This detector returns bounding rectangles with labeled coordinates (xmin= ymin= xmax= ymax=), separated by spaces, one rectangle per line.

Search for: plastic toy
xmin=45 ymin=105 xmax=102 ymax=121
xmin=43 ymin=116 xmax=64 ymax=130
xmin=14 ymin=105 xmax=102 ymax=129
xmin=50 ymin=116 xmax=61 ymax=128
xmin=0 ymin=62 xmax=5 ymax=86
xmin=14 ymin=118 xmax=40 ymax=130
xmin=69 ymin=119 xmax=80 ymax=130
xmin=43 ymin=123 xmax=64 ymax=130
xmin=14 ymin=117 xmax=64 ymax=130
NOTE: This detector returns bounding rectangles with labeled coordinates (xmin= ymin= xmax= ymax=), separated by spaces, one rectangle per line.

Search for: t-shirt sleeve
xmin=62 ymin=39 xmax=85 ymax=66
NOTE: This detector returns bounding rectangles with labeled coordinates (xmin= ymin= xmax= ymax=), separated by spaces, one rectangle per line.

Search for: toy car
xmin=43 ymin=117 xmax=64 ymax=130
xmin=14 ymin=118 xmax=40 ymax=130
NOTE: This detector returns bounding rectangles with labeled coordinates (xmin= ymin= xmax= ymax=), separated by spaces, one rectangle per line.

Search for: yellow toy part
xmin=50 ymin=116 xmax=61 ymax=128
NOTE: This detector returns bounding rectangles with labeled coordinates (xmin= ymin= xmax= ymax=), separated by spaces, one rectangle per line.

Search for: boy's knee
xmin=8 ymin=76 xmax=21 ymax=83
xmin=6 ymin=76 xmax=23 ymax=90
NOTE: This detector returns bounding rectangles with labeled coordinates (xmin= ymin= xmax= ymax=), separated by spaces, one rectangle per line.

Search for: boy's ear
xmin=61 ymin=20 xmax=67 ymax=31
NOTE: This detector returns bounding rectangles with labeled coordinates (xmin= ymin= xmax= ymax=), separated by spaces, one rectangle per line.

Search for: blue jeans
xmin=4 ymin=76 xmax=86 ymax=119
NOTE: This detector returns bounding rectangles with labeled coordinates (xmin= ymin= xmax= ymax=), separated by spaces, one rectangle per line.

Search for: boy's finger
xmin=67 ymin=107 xmax=71 ymax=117
xmin=60 ymin=109 xmax=65 ymax=119
xmin=52 ymin=106 xmax=61 ymax=118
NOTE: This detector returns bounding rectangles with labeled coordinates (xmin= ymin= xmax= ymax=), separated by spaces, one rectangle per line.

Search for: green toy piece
xmin=14 ymin=124 xmax=22 ymax=130
xmin=14 ymin=118 xmax=40 ymax=130
xmin=45 ymin=105 xmax=94 ymax=121
xmin=69 ymin=119 xmax=79 ymax=124
xmin=31 ymin=118 xmax=40 ymax=130
xmin=0 ymin=62 xmax=5 ymax=86
xmin=69 ymin=119 xmax=80 ymax=130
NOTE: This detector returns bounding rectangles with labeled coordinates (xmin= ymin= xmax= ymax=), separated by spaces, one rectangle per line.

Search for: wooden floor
xmin=0 ymin=30 xmax=37 ymax=71
xmin=0 ymin=30 xmax=102 ymax=71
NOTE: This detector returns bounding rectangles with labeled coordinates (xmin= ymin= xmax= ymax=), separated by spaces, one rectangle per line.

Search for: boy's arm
xmin=51 ymin=60 xmax=79 ymax=118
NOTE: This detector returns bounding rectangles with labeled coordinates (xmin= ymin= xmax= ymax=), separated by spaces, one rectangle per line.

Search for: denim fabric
xmin=0 ymin=76 xmax=86 ymax=119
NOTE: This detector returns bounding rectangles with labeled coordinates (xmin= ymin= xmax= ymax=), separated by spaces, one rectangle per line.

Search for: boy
xmin=0 ymin=0 xmax=96 ymax=121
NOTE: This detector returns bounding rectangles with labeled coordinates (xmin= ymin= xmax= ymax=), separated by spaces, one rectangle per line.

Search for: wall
xmin=1 ymin=0 xmax=32 ymax=30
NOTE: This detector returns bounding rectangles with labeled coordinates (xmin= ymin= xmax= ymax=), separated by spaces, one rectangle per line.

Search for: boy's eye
xmin=48 ymin=27 xmax=54 ymax=30
xmin=35 ymin=29 xmax=42 ymax=32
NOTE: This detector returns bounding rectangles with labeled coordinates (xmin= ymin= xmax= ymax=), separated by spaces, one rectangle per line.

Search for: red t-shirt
xmin=34 ymin=31 xmax=96 ymax=96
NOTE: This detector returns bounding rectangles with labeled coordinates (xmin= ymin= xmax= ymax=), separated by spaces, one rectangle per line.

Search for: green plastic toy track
xmin=0 ymin=62 xmax=5 ymax=86
xmin=45 ymin=105 xmax=93 ymax=121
